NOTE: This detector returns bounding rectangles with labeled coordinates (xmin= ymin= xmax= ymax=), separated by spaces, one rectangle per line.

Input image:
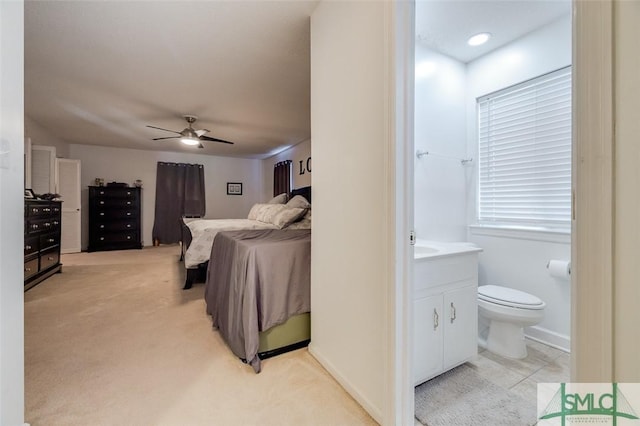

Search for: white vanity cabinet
xmin=413 ymin=245 xmax=481 ymax=386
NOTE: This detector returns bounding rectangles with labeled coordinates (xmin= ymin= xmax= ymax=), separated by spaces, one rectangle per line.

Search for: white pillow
xmin=256 ymin=204 xmax=286 ymax=224
xmin=272 ymin=207 xmax=307 ymax=229
xmin=286 ymin=195 xmax=310 ymax=210
xmin=267 ymin=193 xmax=289 ymax=204
xmin=248 ymin=203 xmax=269 ymax=220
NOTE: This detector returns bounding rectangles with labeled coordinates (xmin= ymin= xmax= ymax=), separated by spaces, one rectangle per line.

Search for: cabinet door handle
xmin=450 ymin=302 xmax=456 ymax=323
xmin=47 ymin=256 xmax=54 ymax=261
xmin=433 ymin=308 xmax=439 ymax=330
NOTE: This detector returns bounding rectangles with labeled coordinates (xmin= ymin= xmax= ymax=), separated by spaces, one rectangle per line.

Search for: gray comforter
xmin=204 ymin=229 xmax=311 ymax=373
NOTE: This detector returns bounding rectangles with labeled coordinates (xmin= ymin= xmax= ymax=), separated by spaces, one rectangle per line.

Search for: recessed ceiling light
xmin=467 ymin=32 xmax=492 ymax=47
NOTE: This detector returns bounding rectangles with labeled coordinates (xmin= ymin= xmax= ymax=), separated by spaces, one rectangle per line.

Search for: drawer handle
xmin=100 ymin=212 xmax=105 ymax=216
xmin=127 ymin=212 xmax=131 ymax=216
xmin=32 ymin=208 xmax=39 ymax=213
xmin=44 ymin=222 xmax=51 ymax=227
xmin=127 ymin=191 xmax=131 ymax=195
xmin=100 ymin=237 xmax=105 ymax=241
xmin=126 ymin=224 xmax=131 ymax=228
xmin=99 ymin=191 xmax=105 ymax=195
xmin=47 ymin=256 xmax=54 ymax=261
xmin=126 ymin=236 xmax=131 ymax=240
xmin=450 ymin=302 xmax=456 ymax=323
xmin=48 ymin=238 xmax=55 ymax=243
xmin=25 ymin=245 xmax=32 ymax=250
xmin=434 ymin=308 xmax=439 ymax=330
xmin=31 ymin=224 xmax=39 ymax=230
xmin=100 ymin=201 xmax=105 ymax=205
xmin=25 ymin=267 xmax=31 ymax=272
xmin=100 ymin=225 xmax=105 ymax=229
xmin=126 ymin=201 xmax=131 ymax=205
xmin=53 ymin=221 xmax=59 ymax=225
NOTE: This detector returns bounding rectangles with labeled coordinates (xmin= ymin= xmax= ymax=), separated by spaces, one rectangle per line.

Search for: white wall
xmin=466 ymin=16 xmax=572 ymax=349
xmin=68 ymin=144 xmax=263 ymax=250
xmin=25 ymin=116 xmax=70 ymax=158
xmin=310 ymin=1 xmax=389 ymax=422
xmin=414 ymin=46 xmax=468 ymax=242
xmin=261 ymin=138 xmax=311 ymax=201
xmin=0 ymin=1 xmax=25 ymax=424
xmin=613 ymin=0 xmax=640 ymax=381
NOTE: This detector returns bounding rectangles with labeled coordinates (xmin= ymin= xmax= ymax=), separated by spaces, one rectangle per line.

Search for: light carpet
xmin=414 ymin=364 xmax=536 ymax=426
xmin=25 ymin=245 xmax=376 ymax=426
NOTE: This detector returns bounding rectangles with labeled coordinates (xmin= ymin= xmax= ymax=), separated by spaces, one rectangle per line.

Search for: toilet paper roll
xmin=547 ymin=260 xmax=571 ymax=279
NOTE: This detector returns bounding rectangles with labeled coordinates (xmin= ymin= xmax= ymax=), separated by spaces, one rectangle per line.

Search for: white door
xmin=56 ymin=158 xmax=81 ymax=253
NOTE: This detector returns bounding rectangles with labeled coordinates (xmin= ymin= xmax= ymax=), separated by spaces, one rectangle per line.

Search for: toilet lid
xmin=478 ymin=285 xmax=545 ymax=310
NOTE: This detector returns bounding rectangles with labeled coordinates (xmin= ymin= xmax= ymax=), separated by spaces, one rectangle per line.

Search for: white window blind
xmin=477 ymin=66 xmax=572 ymax=230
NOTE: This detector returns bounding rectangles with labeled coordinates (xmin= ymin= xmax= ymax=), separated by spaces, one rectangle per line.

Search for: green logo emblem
xmin=539 ymin=383 xmax=639 ymax=425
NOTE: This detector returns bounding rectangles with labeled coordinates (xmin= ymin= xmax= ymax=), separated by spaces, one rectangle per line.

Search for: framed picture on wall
xmin=226 ymin=182 xmax=243 ymax=195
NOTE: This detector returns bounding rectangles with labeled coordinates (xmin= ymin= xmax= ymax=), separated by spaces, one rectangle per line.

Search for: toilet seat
xmin=478 ymin=285 xmax=545 ymax=310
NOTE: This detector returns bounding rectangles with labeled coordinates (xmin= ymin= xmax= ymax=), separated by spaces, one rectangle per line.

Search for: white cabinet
xmin=413 ymin=249 xmax=480 ymax=386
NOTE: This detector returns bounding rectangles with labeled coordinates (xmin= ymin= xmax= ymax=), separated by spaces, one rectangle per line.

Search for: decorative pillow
xmin=272 ymin=207 xmax=307 ymax=229
xmin=286 ymin=195 xmax=311 ymax=210
xmin=267 ymin=193 xmax=288 ymax=204
xmin=248 ymin=203 xmax=269 ymax=220
xmin=256 ymin=204 xmax=286 ymax=224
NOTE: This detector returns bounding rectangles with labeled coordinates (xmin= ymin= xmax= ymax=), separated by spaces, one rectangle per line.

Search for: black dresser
xmin=88 ymin=186 xmax=142 ymax=252
xmin=24 ymin=200 xmax=62 ymax=291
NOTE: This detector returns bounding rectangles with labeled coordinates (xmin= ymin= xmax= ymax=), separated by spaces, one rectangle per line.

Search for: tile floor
xmin=415 ymin=338 xmax=570 ymax=425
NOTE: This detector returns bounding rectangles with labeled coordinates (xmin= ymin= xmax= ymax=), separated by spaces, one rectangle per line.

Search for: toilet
xmin=477 ymin=285 xmax=546 ymax=359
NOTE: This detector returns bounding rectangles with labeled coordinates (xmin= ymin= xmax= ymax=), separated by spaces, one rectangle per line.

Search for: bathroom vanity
xmin=413 ymin=241 xmax=482 ymax=385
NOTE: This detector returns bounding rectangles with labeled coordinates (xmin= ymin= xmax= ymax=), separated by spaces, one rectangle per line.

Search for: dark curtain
xmin=273 ymin=160 xmax=292 ymax=196
xmin=152 ymin=162 xmax=205 ymax=244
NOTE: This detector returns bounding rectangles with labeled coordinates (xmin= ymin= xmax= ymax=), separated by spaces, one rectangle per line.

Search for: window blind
xmin=478 ymin=66 xmax=571 ymax=230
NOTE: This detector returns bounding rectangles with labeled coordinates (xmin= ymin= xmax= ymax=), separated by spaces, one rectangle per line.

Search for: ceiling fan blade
xmin=195 ymin=129 xmax=210 ymax=137
xmin=152 ymin=136 xmax=179 ymax=141
xmin=200 ymin=135 xmax=234 ymax=145
xmin=146 ymin=125 xmax=181 ymax=134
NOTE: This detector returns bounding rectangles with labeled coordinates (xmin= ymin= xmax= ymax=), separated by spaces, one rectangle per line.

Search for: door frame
xmin=393 ymin=0 xmax=616 ymax=422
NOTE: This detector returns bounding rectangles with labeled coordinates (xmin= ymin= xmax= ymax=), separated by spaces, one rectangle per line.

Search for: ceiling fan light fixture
xmin=181 ymin=136 xmax=200 ymax=146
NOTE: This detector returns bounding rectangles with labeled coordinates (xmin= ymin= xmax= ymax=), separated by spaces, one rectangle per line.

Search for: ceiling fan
xmin=146 ymin=115 xmax=234 ymax=148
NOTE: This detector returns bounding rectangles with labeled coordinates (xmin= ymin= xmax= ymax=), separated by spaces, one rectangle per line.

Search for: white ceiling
xmin=416 ymin=0 xmax=571 ymax=63
xmin=25 ymin=1 xmax=318 ymax=159
xmin=26 ymin=1 xmax=571 ymax=159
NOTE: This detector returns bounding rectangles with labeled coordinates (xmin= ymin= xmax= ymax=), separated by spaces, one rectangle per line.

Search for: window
xmin=477 ymin=66 xmax=571 ymax=231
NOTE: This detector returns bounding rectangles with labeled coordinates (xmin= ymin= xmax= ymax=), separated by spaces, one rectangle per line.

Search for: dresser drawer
xmin=94 ymin=220 xmax=137 ymax=232
xmin=24 ymin=258 xmax=39 ymax=280
xmin=94 ymin=232 xmax=138 ymax=244
xmin=27 ymin=217 xmax=61 ymax=235
xmin=40 ymin=247 xmax=60 ymax=271
xmin=24 ymin=236 xmax=39 ymax=256
xmin=93 ymin=198 xmax=138 ymax=208
xmin=40 ymin=233 xmax=60 ymax=250
xmin=95 ymin=209 xmax=137 ymax=220
xmin=93 ymin=188 xmax=137 ymax=199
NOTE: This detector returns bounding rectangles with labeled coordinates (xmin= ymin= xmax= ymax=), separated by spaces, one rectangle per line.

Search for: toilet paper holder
xmin=547 ymin=260 xmax=571 ymax=277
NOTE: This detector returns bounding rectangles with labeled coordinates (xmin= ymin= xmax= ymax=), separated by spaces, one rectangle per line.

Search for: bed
xmin=181 ymin=186 xmax=311 ymax=289
xmin=204 ymin=228 xmax=311 ymax=372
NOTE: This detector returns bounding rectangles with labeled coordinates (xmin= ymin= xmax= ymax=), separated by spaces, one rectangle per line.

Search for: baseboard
xmin=308 ymin=343 xmax=382 ymax=424
xmin=525 ymin=326 xmax=570 ymax=353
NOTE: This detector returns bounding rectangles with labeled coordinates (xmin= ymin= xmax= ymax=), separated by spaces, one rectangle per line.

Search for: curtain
xmin=152 ymin=162 xmax=205 ymax=245
xmin=273 ymin=160 xmax=292 ymax=196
